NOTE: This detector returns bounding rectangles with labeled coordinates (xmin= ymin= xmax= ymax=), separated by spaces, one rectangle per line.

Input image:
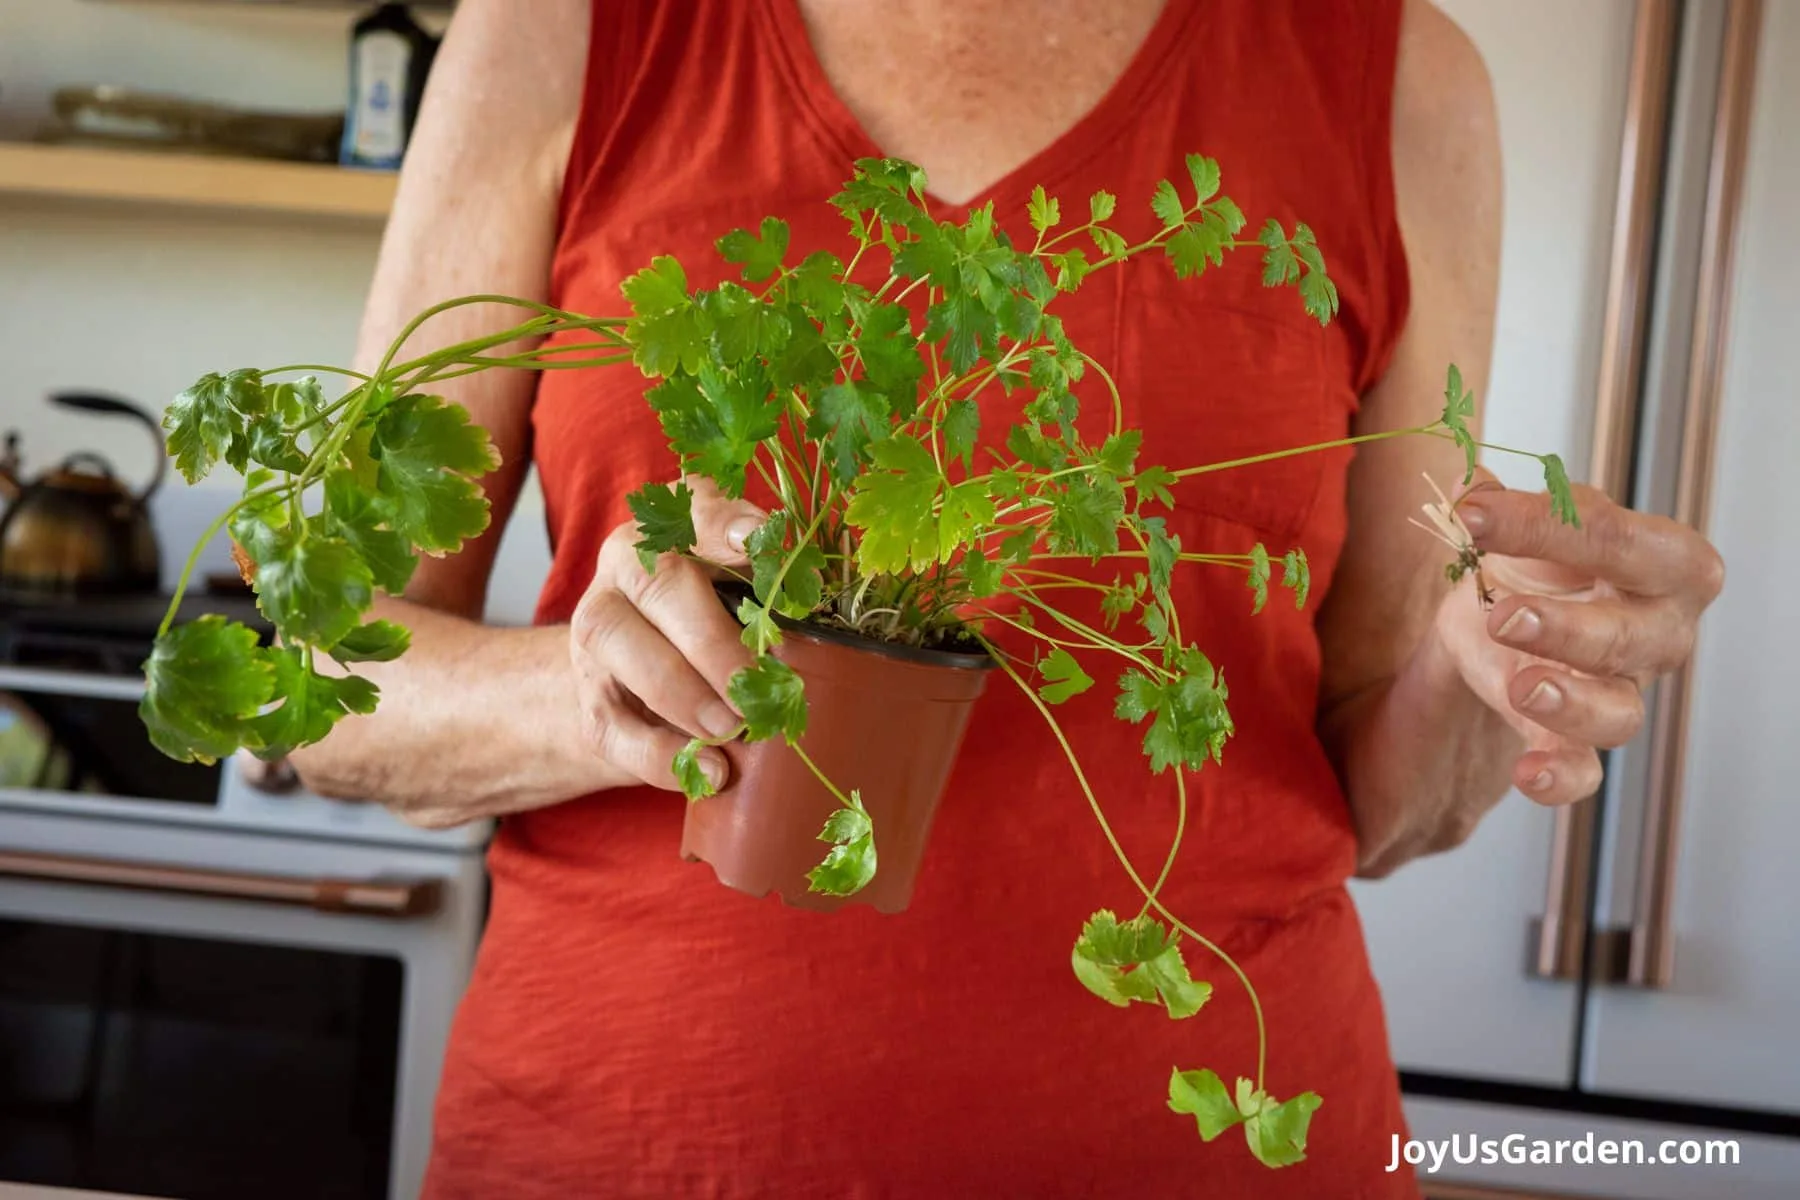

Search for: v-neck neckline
xmin=758 ymin=0 xmax=1198 ymax=218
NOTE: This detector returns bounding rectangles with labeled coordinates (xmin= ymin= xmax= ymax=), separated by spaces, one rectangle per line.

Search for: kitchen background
xmin=0 ymin=1 xmax=1795 ymax=1199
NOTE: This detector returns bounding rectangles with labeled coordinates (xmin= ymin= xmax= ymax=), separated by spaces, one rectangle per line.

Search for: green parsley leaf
xmin=165 ymin=369 xmax=263 ymax=482
xmin=850 ymin=299 xmax=926 ymax=415
xmin=937 ymin=478 xmax=996 ymax=562
xmin=1143 ymin=516 xmax=1180 ymax=595
xmin=254 ymin=531 xmax=374 ymax=649
xmin=1027 ymin=185 xmax=1061 ymax=235
xmin=1093 ymin=430 xmax=1142 ymax=478
xmin=1089 ymin=190 xmax=1117 ymax=222
xmin=139 ymin=616 xmax=274 ymax=764
xmin=1115 ymin=649 xmax=1234 ymax=773
xmin=943 ymin=398 xmax=981 ymax=472
xmin=781 ymin=250 xmax=847 ymax=316
xmin=1090 ymin=225 xmax=1128 ymax=259
xmin=961 ymin=546 xmax=1003 ymax=598
xmin=626 ymin=481 xmax=696 ymax=571
xmin=1037 ymin=648 xmax=1094 ymax=705
xmin=1293 ymin=236 xmax=1339 ymax=324
xmin=1258 ymin=218 xmax=1301 ymax=287
xmin=1441 ymin=363 xmax=1478 ymax=483
xmin=1046 ymin=476 xmax=1124 ymax=557
xmin=728 ymin=655 xmax=807 ymax=743
xmin=1185 ymin=154 xmax=1222 ymax=204
xmin=1132 ymin=465 xmax=1177 ymax=509
xmin=370 ymin=393 xmax=498 ymax=554
xmin=249 ymin=647 xmax=379 ymax=759
xmin=1543 ymin=453 xmax=1580 ymax=527
xmin=736 ymin=597 xmax=782 ymax=655
xmin=673 ymin=737 xmax=716 ymax=800
xmin=1168 ymin=1068 xmax=1245 ymax=1142
xmin=323 ymin=471 xmax=416 ymax=595
xmin=246 ymin=417 xmax=307 ymax=474
xmin=745 ymin=511 xmax=826 ymax=618
xmin=1050 ymin=248 xmax=1092 ymax=293
xmin=328 ymin=619 xmax=410 ymax=663
xmin=1280 ymin=548 xmax=1310 ymax=609
xmin=622 ymin=255 xmax=707 ymax=377
xmin=810 ymin=381 xmax=891 ymax=482
xmin=1100 ymin=576 xmax=1143 ymax=629
xmin=1150 ymin=178 xmax=1185 ymax=228
xmin=807 ymin=791 xmax=877 ymax=896
xmin=716 ymin=215 xmax=789 ymax=283
xmin=1072 ymin=910 xmax=1212 ymax=1018
xmin=845 ymin=435 xmax=944 ymax=574
xmin=647 ymin=360 xmax=781 ymax=496
xmin=697 ymin=282 xmax=792 ymax=365
xmin=1245 ymin=1091 xmax=1323 ymax=1168
xmin=1248 ymin=542 xmax=1271 ymax=614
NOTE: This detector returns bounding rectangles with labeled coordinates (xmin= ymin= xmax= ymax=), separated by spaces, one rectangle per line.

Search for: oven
xmin=0 ymin=594 xmax=490 ymax=1200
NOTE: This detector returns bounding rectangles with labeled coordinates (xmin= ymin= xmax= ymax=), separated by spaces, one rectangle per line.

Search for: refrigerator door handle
xmin=1590 ymin=0 xmax=1763 ymax=991
xmin=1529 ymin=0 xmax=1682 ymax=983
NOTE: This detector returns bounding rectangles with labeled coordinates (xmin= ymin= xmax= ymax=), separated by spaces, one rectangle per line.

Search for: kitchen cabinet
xmin=1352 ymin=2 xmax=1800 ymax=1196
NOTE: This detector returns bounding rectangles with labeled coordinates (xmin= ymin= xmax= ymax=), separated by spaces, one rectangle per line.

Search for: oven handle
xmin=0 ymin=847 xmax=442 ymax=917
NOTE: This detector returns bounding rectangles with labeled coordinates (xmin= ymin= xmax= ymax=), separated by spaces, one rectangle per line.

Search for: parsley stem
xmin=979 ymin=635 xmax=1268 ymax=1090
xmin=1139 ymin=765 xmax=1188 ymax=917
xmin=264 ymin=363 xmax=373 ymax=382
xmin=1077 ymin=352 xmax=1124 ymax=437
xmin=788 ymin=740 xmax=854 ymax=809
xmin=1001 ymin=584 xmax=1170 ymax=679
xmin=1167 ymin=426 xmax=1428 ymax=480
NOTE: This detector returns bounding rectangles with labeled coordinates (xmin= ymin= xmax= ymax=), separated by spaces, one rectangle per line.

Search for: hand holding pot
xmin=569 ymin=478 xmax=764 ymax=793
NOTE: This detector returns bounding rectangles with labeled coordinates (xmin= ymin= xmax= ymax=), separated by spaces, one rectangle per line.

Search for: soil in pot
xmin=681 ymin=604 xmax=996 ymax=914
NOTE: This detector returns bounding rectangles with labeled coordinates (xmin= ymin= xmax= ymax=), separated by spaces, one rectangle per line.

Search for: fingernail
xmin=702 ymin=752 xmax=728 ymax=790
xmin=726 ymin=517 xmax=762 ymax=554
xmin=1496 ymin=606 xmax=1541 ymax=642
xmin=1523 ymin=679 xmax=1563 ymax=713
xmin=700 ymin=701 xmax=740 ymax=739
xmin=1459 ymin=504 xmax=1488 ymax=536
xmin=1529 ymin=769 xmax=1554 ymax=792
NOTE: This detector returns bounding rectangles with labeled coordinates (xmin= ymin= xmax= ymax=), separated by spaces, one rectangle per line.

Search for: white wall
xmin=0 ymin=0 xmax=545 ymax=622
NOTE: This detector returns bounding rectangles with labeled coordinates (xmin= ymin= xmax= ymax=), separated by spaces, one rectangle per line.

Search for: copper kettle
xmin=0 ymin=393 xmax=166 ymax=600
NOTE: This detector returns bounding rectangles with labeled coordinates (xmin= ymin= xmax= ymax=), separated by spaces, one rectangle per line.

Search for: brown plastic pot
xmin=680 ymin=605 xmax=996 ymax=914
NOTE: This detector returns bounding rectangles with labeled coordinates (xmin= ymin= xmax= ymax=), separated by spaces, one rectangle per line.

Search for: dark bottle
xmin=339 ymin=3 xmax=438 ymax=169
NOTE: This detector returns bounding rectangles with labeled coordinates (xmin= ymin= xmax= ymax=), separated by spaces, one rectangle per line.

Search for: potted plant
xmin=138 ymin=154 xmax=1577 ymax=1170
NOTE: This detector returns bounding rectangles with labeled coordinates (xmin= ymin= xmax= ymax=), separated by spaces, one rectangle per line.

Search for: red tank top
xmin=423 ymin=3 xmax=1418 ymax=1196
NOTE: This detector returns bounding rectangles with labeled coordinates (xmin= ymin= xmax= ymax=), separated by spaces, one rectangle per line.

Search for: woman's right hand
xmin=569 ymin=479 xmax=767 ymax=793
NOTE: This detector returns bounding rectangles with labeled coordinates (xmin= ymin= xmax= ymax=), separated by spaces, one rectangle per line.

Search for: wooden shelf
xmin=0 ymin=141 xmax=396 ymax=222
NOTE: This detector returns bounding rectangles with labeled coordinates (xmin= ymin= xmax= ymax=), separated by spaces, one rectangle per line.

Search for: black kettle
xmin=0 ymin=393 xmax=166 ymax=600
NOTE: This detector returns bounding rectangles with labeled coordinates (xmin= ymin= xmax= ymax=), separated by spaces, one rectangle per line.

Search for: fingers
xmin=1507 ymin=664 xmax=1644 ymax=749
xmin=1459 ymin=485 xmax=1721 ymax=601
xmin=1488 ymin=592 xmax=1691 ymax=681
xmin=617 ymin=541 xmax=756 ymax=700
xmin=587 ymin=699 xmax=730 ymax=794
xmin=1513 ymin=744 xmax=1604 ymax=807
xmin=574 ymin=592 xmax=742 ymax=740
xmin=687 ymin=476 xmax=766 ymax=567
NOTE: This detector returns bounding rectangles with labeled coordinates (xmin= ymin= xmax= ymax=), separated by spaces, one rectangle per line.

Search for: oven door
xmin=0 ymin=807 xmax=485 ymax=1200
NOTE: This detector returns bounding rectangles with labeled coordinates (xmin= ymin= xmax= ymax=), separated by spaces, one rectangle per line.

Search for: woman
xmin=291 ymin=0 xmax=1724 ymax=1195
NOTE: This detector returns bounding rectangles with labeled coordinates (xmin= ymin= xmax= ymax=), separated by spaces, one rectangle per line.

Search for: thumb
xmin=686 ymin=475 xmax=765 ymax=566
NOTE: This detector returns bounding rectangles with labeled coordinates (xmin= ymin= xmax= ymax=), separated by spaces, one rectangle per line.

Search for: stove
xmin=0 ymin=589 xmax=490 ymax=1200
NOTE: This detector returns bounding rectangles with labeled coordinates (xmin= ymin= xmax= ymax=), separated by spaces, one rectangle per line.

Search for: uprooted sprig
xmin=140 ymin=153 xmax=1577 ymax=1172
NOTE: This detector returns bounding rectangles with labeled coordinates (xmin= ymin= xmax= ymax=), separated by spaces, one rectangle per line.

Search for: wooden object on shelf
xmin=0 ymin=140 xmax=396 ymax=221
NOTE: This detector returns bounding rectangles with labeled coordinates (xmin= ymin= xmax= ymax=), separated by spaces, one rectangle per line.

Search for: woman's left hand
xmin=1429 ymin=476 xmax=1725 ymax=807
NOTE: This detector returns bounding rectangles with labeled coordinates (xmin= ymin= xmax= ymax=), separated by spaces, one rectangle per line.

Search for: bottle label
xmin=351 ymin=30 xmax=411 ymax=163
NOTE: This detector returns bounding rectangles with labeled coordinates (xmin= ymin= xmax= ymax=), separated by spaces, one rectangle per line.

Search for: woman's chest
xmin=788 ymin=0 xmax=1168 ymax=205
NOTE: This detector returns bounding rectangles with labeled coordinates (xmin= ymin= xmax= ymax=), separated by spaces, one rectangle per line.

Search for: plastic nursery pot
xmin=680 ymin=598 xmax=997 ymax=915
